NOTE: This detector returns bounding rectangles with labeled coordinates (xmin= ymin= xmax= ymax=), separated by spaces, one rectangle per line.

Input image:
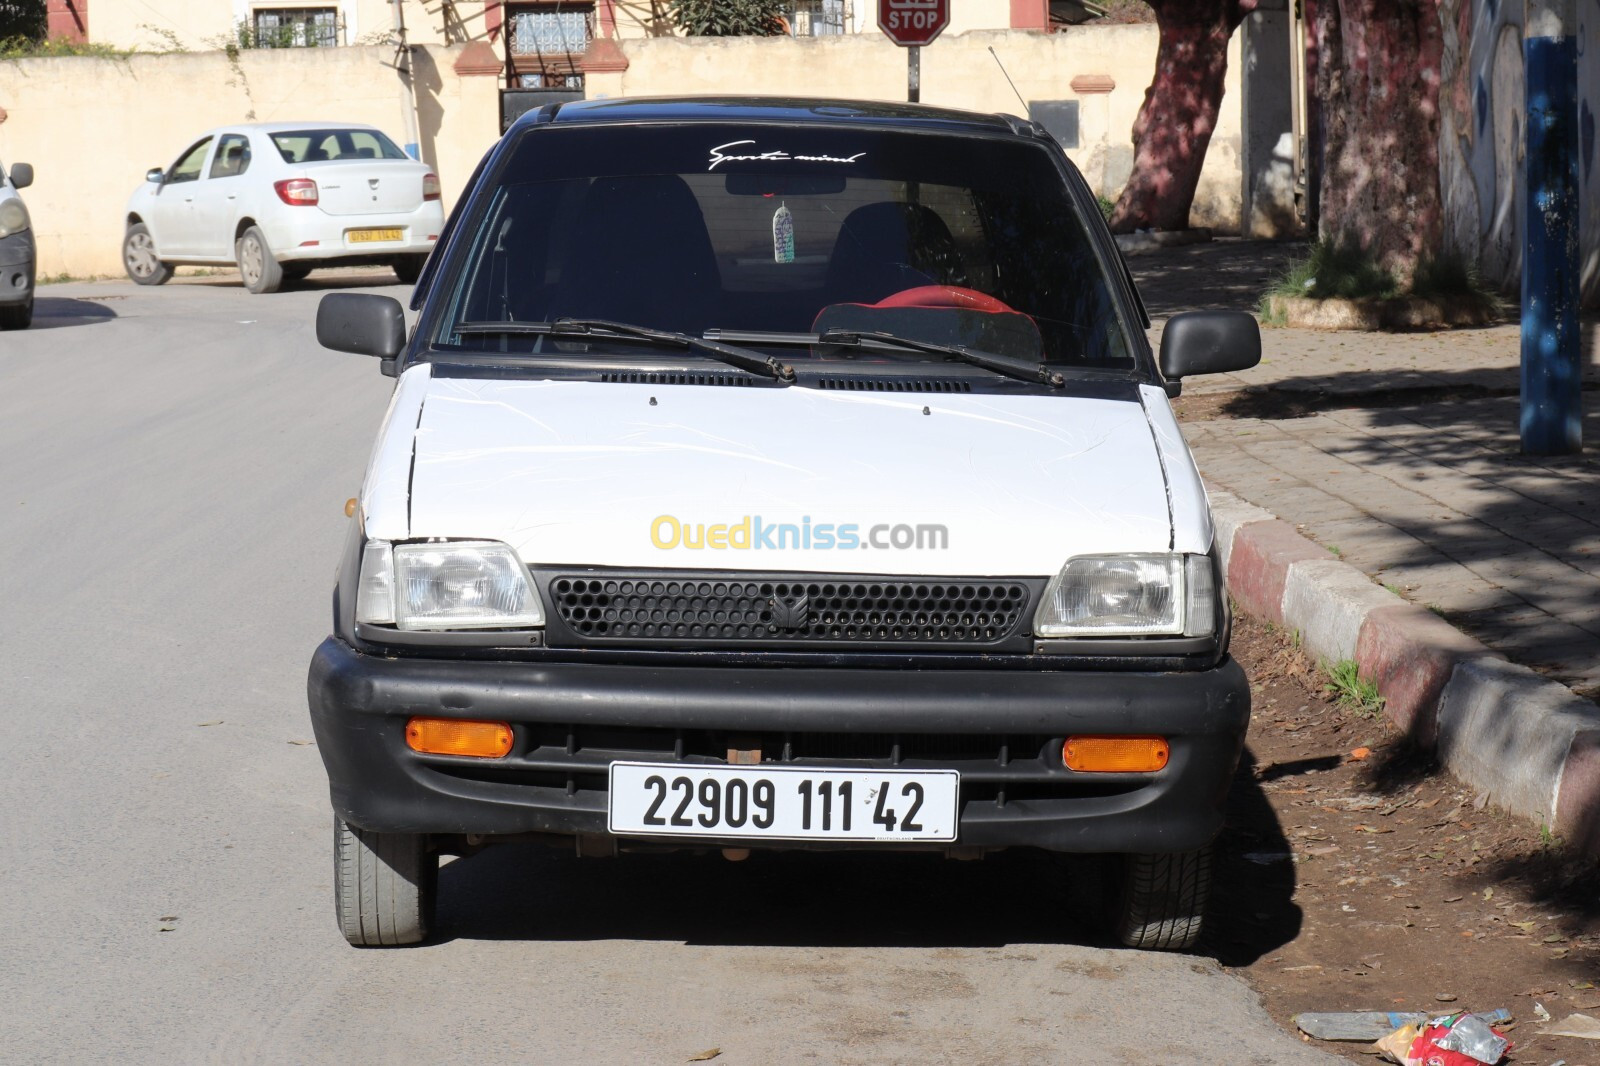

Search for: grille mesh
xmin=816 ymin=377 xmax=972 ymax=393
xmin=547 ymin=574 xmax=1030 ymax=645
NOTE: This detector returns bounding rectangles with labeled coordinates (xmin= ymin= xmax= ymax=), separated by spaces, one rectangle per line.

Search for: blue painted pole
xmin=1521 ymin=0 xmax=1582 ymax=455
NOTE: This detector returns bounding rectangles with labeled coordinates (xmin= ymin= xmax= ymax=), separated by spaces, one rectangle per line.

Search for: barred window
xmin=253 ymin=7 xmax=339 ymax=48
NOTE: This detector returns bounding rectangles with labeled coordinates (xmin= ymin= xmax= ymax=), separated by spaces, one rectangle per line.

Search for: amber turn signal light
xmin=1063 ymin=735 xmax=1170 ymax=773
xmin=406 ymin=717 xmax=513 ymax=758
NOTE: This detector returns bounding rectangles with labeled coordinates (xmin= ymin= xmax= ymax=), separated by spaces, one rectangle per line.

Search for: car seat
xmin=552 ymin=175 xmax=722 ymax=335
xmin=824 ymin=202 xmax=967 ymax=306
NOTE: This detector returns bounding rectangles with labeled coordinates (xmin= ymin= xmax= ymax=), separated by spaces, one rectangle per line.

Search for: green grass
xmin=1265 ymin=240 xmax=1400 ymax=302
xmin=0 ymin=36 xmax=137 ymax=57
xmin=1096 ymin=195 xmax=1116 ymax=222
xmin=1322 ymin=658 xmax=1386 ymax=719
xmin=1409 ymin=251 xmax=1504 ymax=318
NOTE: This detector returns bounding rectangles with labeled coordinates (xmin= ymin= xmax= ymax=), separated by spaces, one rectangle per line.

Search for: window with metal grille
xmin=252 ymin=6 xmax=338 ymax=47
xmin=782 ymin=0 xmax=845 ymax=35
xmin=504 ymin=3 xmax=592 ymax=89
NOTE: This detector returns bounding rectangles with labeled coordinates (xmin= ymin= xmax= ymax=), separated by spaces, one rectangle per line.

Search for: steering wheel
xmin=873 ymin=286 xmax=1017 ymax=314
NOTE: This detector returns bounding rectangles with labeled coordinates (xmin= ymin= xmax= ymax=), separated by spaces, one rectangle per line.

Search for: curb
xmin=1210 ymin=488 xmax=1600 ymax=855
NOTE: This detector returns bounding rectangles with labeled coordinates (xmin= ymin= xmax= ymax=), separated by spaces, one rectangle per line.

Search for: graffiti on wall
xmin=1438 ymin=0 xmax=1597 ymax=306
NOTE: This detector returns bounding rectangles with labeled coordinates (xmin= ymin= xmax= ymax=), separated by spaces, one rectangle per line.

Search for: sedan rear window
xmin=272 ymin=129 xmax=408 ymax=163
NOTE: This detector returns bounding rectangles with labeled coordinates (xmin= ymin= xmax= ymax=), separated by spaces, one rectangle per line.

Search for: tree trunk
xmin=1109 ymin=0 xmax=1256 ymax=234
xmin=1313 ymin=0 xmax=1444 ymax=282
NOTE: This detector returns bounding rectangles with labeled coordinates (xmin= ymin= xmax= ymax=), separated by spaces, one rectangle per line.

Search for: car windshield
xmin=271 ymin=129 xmax=408 ymax=163
xmin=431 ymin=123 xmax=1137 ymax=371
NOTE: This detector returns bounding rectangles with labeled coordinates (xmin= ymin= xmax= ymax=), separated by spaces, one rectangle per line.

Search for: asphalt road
xmin=0 ymin=275 xmax=1335 ymax=1065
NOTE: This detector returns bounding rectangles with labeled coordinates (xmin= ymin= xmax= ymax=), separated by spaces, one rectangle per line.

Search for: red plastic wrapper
xmin=1406 ymin=1014 xmax=1512 ymax=1066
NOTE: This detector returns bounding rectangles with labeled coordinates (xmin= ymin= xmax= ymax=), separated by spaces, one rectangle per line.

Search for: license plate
xmin=608 ymin=763 xmax=959 ymax=842
xmin=347 ymin=227 xmax=404 ymax=243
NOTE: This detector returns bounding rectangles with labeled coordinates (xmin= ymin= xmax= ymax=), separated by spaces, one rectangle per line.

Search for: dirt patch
xmin=1220 ymin=612 xmax=1600 ymax=1063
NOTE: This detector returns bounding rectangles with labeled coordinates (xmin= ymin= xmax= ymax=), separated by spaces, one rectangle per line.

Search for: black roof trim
xmin=509 ymin=96 xmax=1029 ymax=138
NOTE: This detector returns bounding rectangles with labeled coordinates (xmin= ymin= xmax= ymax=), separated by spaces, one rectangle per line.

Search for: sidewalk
xmin=1132 ymin=239 xmax=1600 ymax=851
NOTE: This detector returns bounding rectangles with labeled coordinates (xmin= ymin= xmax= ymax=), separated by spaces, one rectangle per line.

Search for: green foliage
xmin=1410 ymin=251 xmax=1504 ymax=317
xmin=1096 ymin=194 xmax=1116 ymax=221
xmin=1322 ymin=658 xmax=1386 ymax=719
xmin=670 ymin=0 xmax=785 ymax=36
xmin=1267 ymin=239 xmax=1400 ymax=302
xmin=0 ymin=0 xmax=43 ymax=44
xmin=0 ymin=35 xmax=134 ymax=56
xmin=1096 ymin=0 xmax=1155 ymax=22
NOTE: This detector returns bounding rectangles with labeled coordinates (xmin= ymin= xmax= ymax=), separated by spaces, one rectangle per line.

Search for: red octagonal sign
xmin=878 ymin=0 xmax=948 ymax=47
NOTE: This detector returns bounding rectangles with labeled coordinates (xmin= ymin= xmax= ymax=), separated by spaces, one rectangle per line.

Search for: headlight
xmin=355 ymin=539 xmax=545 ymax=630
xmin=1034 ymin=553 xmax=1216 ymax=638
xmin=0 ymin=199 xmax=29 ymax=239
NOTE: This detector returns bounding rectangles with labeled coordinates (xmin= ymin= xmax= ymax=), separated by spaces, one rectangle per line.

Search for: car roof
xmin=518 ymin=96 xmax=1032 ymax=138
xmin=195 ymin=121 xmax=387 ymax=138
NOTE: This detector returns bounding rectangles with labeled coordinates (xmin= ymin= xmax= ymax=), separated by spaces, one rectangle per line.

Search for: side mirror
xmin=1158 ymin=310 xmax=1262 ymax=381
xmin=145 ymin=167 xmax=166 ymax=185
xmin=317 ymin=293 xmax=406 ymax=365
xmin=8 ymin=163 xmax=32 ymax=189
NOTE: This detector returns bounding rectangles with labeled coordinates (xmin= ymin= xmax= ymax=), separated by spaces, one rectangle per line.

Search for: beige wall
xmin=588 ymin=25 xmax=1244 ymax=229
xmin=0 ymin=25 xmax=1247 ymax=278
xmin=0 ymin=45 xmax=501 ymax=277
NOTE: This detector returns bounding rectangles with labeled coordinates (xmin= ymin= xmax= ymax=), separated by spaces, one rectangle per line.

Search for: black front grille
xmin=540 ymin=570 xmax=1037 ymax=649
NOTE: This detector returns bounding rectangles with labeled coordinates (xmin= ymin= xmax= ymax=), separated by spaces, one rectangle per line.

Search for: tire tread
xmin=1115 ymin=846 xmax=1211 ymax=951
xmin=333 ymin=816 xmax=435 ymax=947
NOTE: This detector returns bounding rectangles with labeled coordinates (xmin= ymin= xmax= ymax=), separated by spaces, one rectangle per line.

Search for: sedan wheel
xmin=122 ymin=224 xmax=173 ymax=286
xmin=236 ymin=225 xmax=284 ymax=295
xmin=0 ymin=296 xmax=31 ymax=330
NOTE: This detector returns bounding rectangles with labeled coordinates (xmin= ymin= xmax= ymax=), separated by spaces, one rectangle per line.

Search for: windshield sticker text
xmin=708 ymin=140 xmax=867 ymax=171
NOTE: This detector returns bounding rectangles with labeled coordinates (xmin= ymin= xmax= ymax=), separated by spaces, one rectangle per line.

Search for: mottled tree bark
xmin=1109 ymin=0 xmax=1257 ymax=234
xmin=1313 ymin=0 xmax=1444 ymax=282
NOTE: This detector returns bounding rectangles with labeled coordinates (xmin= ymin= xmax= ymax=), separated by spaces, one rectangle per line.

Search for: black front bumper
xmin=0 ymin=229 xmax=34 ymax=307
xmin=308 ymin=637 xmax=1250 ymax=853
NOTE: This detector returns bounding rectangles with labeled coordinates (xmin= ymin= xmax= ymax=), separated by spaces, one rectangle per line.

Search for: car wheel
xmin=236 ymin=225 xmax=284 ymax=294
xmin=281 ymin=264 xmax=313 ymax=283
xmin=333 ymin=814 xmax=436 ymax=947
xmin=122 ymin=223 xmax=173 ymax=286
xmin=0 ymin=296 xmax=31 ymax=330
xmin=1112 ymin=846 xmax=1211 ymax=951
xmin=392 ymin=254 xmax=427 ymax=286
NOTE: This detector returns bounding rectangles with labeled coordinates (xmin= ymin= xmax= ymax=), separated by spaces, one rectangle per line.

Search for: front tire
xmin=392 ymin=254 xmax=427 ymax=286
xmin=0 ymin=296 xmax=31 ymax=330
xmin=123 ymin=223 xmax=173 ymax=286
xmin=1113 ymin=846 xmax=1211 ymax=951
xmin=236 ymin=225 xmax=284 ymax=294
xmin=333 ymin=815 xmax=436 ymax=947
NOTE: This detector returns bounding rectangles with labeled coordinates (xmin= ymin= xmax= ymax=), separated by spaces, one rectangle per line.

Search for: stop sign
xmin=878 ymin=0 xmax=948 ymax=47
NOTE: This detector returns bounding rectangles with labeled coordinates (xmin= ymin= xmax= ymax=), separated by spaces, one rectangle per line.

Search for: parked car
xmin=0 ymin=157 xmax=34 ymax=330
xmin=123 ymin=122 xmax=444 ymax=294
xmin=309 ymin=98 xmax=1262 ymax=949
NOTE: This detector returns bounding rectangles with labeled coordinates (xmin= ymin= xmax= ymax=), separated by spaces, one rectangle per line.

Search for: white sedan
xmin=122 ymin=122 xmax=445 ymax=293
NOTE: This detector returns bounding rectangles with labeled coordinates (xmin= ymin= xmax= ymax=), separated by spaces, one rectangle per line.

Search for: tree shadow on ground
xmin=429 ymin=752 xmax=1300 ymax=960
xmin=26 ymin=296 xmax=119 ymax=330
xmin=1129 ymin=238 xmax=1308 ymax=318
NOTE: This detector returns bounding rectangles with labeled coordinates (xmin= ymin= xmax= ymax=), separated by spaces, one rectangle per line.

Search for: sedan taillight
xmin=422 ymin=172 xmax=441 ymax=202
xmin=274 ymin=178 xmax=319 ymax=206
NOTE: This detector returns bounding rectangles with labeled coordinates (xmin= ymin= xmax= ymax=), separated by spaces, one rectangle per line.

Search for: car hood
xmin=371 ymin=370 xmax=1189 ymax=578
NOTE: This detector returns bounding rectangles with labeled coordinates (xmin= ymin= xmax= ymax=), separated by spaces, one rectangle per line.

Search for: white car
xmin=122 ymin=122 xmax=445 ymax=293
xmin=0 ymin=157 xmax=34 ymax=330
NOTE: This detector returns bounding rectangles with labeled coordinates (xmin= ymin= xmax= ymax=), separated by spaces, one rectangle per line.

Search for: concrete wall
xmin=586 ymin=25 xmax=1246 ymax=230
xmin=93 ymin=0 xmax=492 ymax=52
xmin=0 ymin=24 xmax=1251 ymax=279
xmin=1438 ymin=0 xmax=1599 ymax=305
xmin=0 ymin=45 xmax=501 ymax=277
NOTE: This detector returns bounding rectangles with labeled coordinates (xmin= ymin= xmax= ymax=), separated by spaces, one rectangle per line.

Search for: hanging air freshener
xmin=772 ymin=202 xmax=795 ymax=264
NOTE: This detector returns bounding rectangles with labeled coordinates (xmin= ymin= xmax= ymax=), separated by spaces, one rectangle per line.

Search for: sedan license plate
xmin=347 ymin=227 xmax=404 ymax=244
xmin=608 ymin=763 xmax=959 ymax=842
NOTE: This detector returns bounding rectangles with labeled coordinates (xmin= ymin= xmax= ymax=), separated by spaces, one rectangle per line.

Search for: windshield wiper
xmin=703 ymin=328 xmax=1066 ymax=389
xmin=452 ymin=318 xmax=796 ymax=382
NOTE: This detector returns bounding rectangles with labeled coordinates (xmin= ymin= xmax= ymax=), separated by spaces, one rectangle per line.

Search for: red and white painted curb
xmin=1211 ymin=488 xmax=1600 ymax=855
